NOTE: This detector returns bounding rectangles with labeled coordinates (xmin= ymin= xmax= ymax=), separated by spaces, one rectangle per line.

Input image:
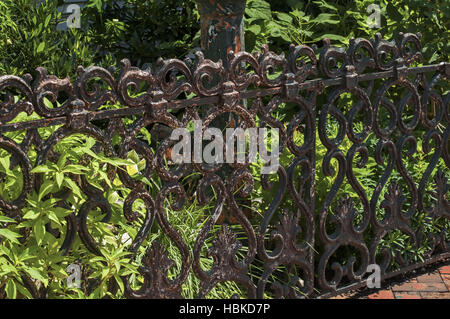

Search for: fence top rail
xmin=0 ymin=32 xmax=448 ymax=133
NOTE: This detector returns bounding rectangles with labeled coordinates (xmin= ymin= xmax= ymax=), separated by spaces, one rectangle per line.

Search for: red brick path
xmin=332 ymin=265 xmax=450 ymax=299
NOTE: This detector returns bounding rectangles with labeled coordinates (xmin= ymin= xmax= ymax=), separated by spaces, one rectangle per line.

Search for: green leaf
xmin=63 ymin=164 xmax=90 ymax=174
xmin=101 ymin=268 xmax=109 ymax=279
xmin=36 ymin=42 xmax=45 ymax=53
xmin=95 ymin=0 xmax=102 ymax=11
xmin=0 ymin=216 xmax=16 ymax=223
xmin=97 ymin=170 xmax=112 ymax=188
xmin=87 ymin=178 xmax=104 ymax=191
xmin=43 ymin=97 xmax=54 ymax=109
xmin=246 ymin=0 xmax=272 ymax=21
xmin=126 ymin=164 xmax=139 ymax=177
xmin=16 ymin=283 xmax=32 ymax=299
xmin=18 ymin=248 xmax=35 ymax=263
xmin=102 ymin=157 xmax=134 ymax=167
xmin=290 ymin=9 xmax=305 ymax=19
xmin=57 ymin=154 xmax=67 ymax=170
xmin=114 ymin=260 xmax=121 ymax=272
xmin=38 ymin=180 xmax=55 ymax=201
xmin=53 ymin=207 xmax=72 ymax=219
xmin=63 ymin=178 xmax=83 ymax=199
xmin=23 ymin=210 xmax=40 ymax=220
xmin=275 ymin=12 xmax=293 ymax=24
xmin=47 ymin=211 xmax=61 ymax=226
xmin=0 ymin=228 xmax=21 ymax=244
xmin=311 ymin=13 xmax=340 ymax=25
xmin=0 ymin=156 xmax=10 ymax=171
xmin=81 ymin=148 xmax=102 ymax=161
xmin=313 ymin=0 xmax=338 ymax=11
xmin=33 ymin=219 xmax=45 ymax=246
xmin=428 ymin=51 xmax=439 ymax=63
xmin=0 ymin=246 xmax=11 ymax=257
xmin=5 ymin=278 xmax=16 ymax=299
xmin=44 ymin=14 xmax=51 ymax=28
xmin=31 ymin=165 xmax=52 ymax=174
xmin=0 ymin=263 xmax=17 ymax=276
xmin=89 ymin=256 xmax=105 ymax=264
xmin=24 ymin=267 xmax=48 ymax=287
xmin=114 ymin=273 xmax=124 ymax=293
xmin=55 ymin=172 xmax=64 ymax=188
xmin=247 ymin=24 xmax=262 ymax=35
xmin=287 ymin=0 xmax=304 ymax=10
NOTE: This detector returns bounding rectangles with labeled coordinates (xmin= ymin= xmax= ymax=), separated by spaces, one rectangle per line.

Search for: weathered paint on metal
xmin=195 ymin=0 xmax=247 ymax=68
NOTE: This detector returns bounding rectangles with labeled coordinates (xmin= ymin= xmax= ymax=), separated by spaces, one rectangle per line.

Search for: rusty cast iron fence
xmin=0 ymin=32 xmax=449 ymax=299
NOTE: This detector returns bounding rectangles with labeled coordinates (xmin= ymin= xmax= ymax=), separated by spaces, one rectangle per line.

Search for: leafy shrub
xmin=82 ymin=0 xmax=200 ymax=67
xmin=0 ymin=108 xmax=250 ymax=298
xmin=0 ymin=0 xmax=98 ymax=77
xmin=1 ymin=0 xmax=447 ymax=77
xmin=245 ymin=0 xmax=449 ymax=64
xmin=0 ymin=0 xmax=200 ymax=78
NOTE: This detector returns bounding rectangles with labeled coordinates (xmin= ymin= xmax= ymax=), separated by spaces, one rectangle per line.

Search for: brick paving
xmin=393 ymin=292 xmax=421 ymax=299
xmin=331 ymin=263 xmax=450 ymax=299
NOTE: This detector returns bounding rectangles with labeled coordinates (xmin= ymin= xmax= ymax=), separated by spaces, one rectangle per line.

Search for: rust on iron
xmin=195 ymin=0 xmax=247 ymax=68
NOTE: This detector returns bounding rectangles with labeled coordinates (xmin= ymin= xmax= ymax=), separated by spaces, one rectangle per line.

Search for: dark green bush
xmin=0 ymin=0 xmax=98 ymax=77
xmin=0 ymin=0 xmax=200 ymax=77
xmin=1 ymin=0 xmax=448 ymax=77
xmin=82 ymin=0 xmax=200 ymax=67
xmin=245 ymin=0 xmax=449 ymax=64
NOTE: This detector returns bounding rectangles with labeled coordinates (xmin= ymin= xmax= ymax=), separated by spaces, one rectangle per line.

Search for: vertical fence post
xmin=194 ymin=0 xmax=247 ymax=68
xmin=194 ymin=0 xmax=248 ymax=224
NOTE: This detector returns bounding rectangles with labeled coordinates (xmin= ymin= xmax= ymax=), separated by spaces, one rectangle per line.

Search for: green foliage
xmin=312 ymin=109 xmax=450 ymax=269
xmin=0 ymin=0 xmax=200 ymax=77
xmin=0 ymin=109 xmax=251 ymax=298
xmin=245 ymin=0 xmax=449 ymax=64
xmin=0 ymin=116 xmax=139 ymax=298
xmin=0 ymin=0 xmax=98 ymax=77
xmin=82 ymin=0 xmax=200 ymax=67
xmin=1 ymin=0 xmax=447 ymax=77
